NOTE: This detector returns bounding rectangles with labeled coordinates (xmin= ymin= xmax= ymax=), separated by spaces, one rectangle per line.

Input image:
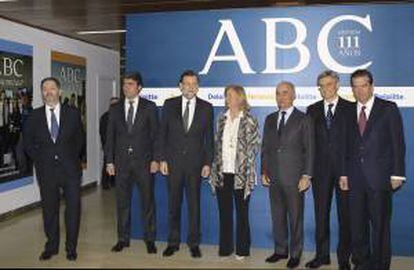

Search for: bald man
xmin=262 ymin=81 xmax=315 ymax=269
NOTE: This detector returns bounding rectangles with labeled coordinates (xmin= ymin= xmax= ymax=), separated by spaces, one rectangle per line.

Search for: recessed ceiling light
xmin=77 ymin=30 xmax=126 ymax=35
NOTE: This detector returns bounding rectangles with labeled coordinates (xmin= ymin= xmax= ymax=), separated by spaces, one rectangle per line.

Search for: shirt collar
xmin=45 ymin=102 xmax=60 ymax=112
xmin=357 ymin=95 xmax=375 ymax=111
xmin=279 ymin=106 xmax=294 ymax=115
xmin=182 ymin=96 xmax=196 ymax=105
xmin=125 ymin=96 xmax=139 ymax=106
xmin=324 ymin=95 xmax=339 ymax=107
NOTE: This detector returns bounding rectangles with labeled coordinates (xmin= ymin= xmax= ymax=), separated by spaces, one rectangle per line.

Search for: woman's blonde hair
xmin=224 ymin=84 xmax=250 ymax=112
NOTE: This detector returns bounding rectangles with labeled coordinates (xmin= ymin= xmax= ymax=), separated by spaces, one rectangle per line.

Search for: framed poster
xmin=51 ymin=51 xmax=87 ymax=167
xmin=0 ymin=38 xmax=33 ymax=186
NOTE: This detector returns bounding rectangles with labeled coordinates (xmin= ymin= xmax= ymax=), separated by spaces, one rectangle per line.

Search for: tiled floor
xmin=0 ymin=187 xmax=412 ymax=269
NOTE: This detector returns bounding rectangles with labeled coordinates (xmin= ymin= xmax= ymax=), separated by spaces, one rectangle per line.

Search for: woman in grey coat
xmin=210 ymin=85 xmax=261 ymax=260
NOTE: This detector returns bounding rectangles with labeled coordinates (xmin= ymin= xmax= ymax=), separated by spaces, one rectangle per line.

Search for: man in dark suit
xmin=262 ymin=81 xmax=314 ymax=269
xmin=105 ymin=73 xmax=159 ymax=254
xmin=340 ymin=69 xmax=405 ymax=270
xmin=23 ymin=77 xmax=85 ymax=261
xmin=306 ymin=71 xmax=352 ymax=270
xmin=159 ymin=70 xmax=214 ymax=258
xmin=99 ymin=97 xmax=119 ymax=189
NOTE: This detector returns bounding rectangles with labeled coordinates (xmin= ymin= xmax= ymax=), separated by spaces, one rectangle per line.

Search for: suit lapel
xmin=174 ymin=97 xmax=186 ymax=133
xmin=316 ymin=101 xmax=329 ymax=134
xmin=40 ymin=106 xmax=54 ymax=144
xmin=132 ymin=99 xmax=144 ymax=130
xmin=284 ymin=108 xmax=299 ymax=135
xmin=363 ymin=97 xmax=381 ymax=138
xmin=351 ymin=103 xmax=361 ymax=138
xmin=116 ymin=101 xmax=128 ymax=131
xmin=273 ymin=112 xmax=281 ymax=144
xmin=56 ymin=104 xmax=66 ymax=143
xmin=187 ymin=97 xmax=201 ymax=133
xmin=331 ymin=98 xmax=340 ymax=122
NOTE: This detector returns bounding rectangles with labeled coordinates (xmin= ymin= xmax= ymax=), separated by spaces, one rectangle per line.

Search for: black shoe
xmin=111 ymin=241 xmax=130 ymax=252
xmin=339 ymin=262 xmax=351 ymax=270
xmin=287 ymin=257 xmax=301 ymax=269
xmin=39 ymin=250 xmax=58 ymax=261
xmin=162 ymin=245 xmax=179 ymax=257
xmin=145 ymin=241 xmax=157 ymax=254
xmin=305 ymin=257 xmax=331 ymax=268
xmin=66 ymin=251 xmax=77 ymax=261
xmin=218 ymin=251 xmax=233 ymax=257
xmin=265 ymin=252 xmax=288 ymax=263
xmin=190 ymin=246 xmax=202 ymax=258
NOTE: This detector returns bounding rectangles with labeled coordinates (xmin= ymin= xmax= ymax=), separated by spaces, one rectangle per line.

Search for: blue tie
xmin=50 ymin=108 xmax=59 ymax=142
xmin=326 ymin=103 xmax=334 ymax=130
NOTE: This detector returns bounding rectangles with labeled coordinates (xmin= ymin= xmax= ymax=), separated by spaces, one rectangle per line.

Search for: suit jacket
xmin=345 ymin=97 xmax=405 ymax=191
xmin=261 ymin=108 xmax=314 ymax=186
xmin=99 ymin=111 xmax=109 ymax=148
xmin=159 ymin=96 xmax=214 ymax=170
xmin=307 ymin=97 xmax=353 ymax=178
xmin=23 ymin=104 xmax=85 ymax=180
xmin=104 ymin=97 xmax=158 ymax=169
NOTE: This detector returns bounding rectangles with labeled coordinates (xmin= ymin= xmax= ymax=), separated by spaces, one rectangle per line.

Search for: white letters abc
xmin=200 ymin=15 xmax=372 ymax=75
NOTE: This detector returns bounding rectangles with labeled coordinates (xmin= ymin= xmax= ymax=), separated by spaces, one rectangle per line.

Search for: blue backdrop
xmin=126 ymin=3 xmax=414 ymax=256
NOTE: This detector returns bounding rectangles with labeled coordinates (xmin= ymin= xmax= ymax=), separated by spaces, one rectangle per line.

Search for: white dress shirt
xmin=277 ymin=106 xmax=294 ymax=129
xmin=222 ymin=110 xmax=243 ymax=173
xmin=45 ymin=103 xmax=61 ymax=134
xmin=125 ymin=96 xmax=139 ymax=123
xmin=357 ymin=95 xmax=374 ymax=121
xmin=182 ymin=96 xmax=196 ymax=130
xmin=324 ymin=96 xmax=339 ymax=117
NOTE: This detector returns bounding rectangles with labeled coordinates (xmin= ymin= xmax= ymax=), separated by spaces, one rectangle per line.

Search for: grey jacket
xmin=261 ymin=108 xmax=314 ymax=185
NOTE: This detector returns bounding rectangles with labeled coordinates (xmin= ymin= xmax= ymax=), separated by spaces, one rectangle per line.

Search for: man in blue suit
xmin=340 ymin=69 xmax=405 ymax=270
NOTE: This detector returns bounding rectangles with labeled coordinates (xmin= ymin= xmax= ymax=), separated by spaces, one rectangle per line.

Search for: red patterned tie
xmin=358 ymin=106 xmax=367 ymax=136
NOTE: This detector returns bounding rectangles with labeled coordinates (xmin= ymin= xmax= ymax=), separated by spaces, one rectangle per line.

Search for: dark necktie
xmin=127 ymin=101 xmax=134 ymax=133
xmin=326 ymin=103 xmax=334 ymax=130
xmin=358 ymin=106 xmax=367 ymax=136
xmin=50 ymin=108 xmax=59 ymax=142
xmin=182 ymin=100 xmax=190 ymax=132
xmin=278 ymin=111 xmax=286 ymax=137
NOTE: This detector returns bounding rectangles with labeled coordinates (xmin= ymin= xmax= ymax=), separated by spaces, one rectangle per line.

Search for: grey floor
xmin=0 ymin=187 xmax=412 ymax=269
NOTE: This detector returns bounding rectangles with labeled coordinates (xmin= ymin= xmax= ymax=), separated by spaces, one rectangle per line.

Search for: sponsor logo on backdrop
xmin=200 ymin=15 xmax=373 ymax=75
xmin=141 ymin=87 xmax=411 ymax=107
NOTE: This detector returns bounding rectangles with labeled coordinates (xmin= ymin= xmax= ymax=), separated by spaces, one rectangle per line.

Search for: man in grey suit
xmin=262 ymin=81 xmax=315 ymax=269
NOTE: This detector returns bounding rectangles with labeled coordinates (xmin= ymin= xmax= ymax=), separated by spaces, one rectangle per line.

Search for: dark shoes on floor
xmin=39 ymin=250 xmax=58 ymax=261
xmin=287 ymin=257 xmax=301 ymax=268
xmin=265 ymin=252 xmax=288 ymax=263
xmin=39 ymin=249 xmax=76 ymax=261
xmin=190 ymin=246 xmax=202 ymax=258
xmin=111 ymin=241 xmax=130 ymax=252
xmin=145 ymin=241 xmax=157 ymax=254
xmin=66 ymin=250 xmax=77 ymax=261
xmin=162 ymin=245 xmax=179 ymax=257
xmin=305 ymin=256 xmax=331 ymax=268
